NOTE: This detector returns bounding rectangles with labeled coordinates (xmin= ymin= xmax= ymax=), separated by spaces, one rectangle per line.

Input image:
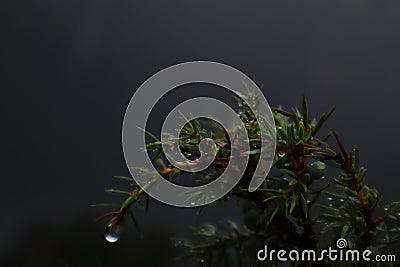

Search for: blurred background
xmin=2 ymin=1 xmax=400 ymax=266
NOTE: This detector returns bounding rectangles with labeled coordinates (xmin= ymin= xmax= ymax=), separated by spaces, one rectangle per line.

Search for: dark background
xmin=2 ymin=1 xmax=400 ymax=266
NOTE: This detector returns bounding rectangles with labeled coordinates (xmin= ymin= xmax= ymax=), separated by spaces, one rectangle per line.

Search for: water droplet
xmin=328 ymin=203 xmax=333 ymax=207
xmin=384 ymin=207 xmax=388 ymax=211
xmin=397 ymin=212 xmax=400 ymax=217
xmin=321 ymin=176 xmax=326 ymax=180
xmin=174 ymin=240 xmax=183 ymax=246
xmin=278 ymin=151 xmax=286 ymax=158
xmin=190 ymin=201 xmax=196 ymax=206
xmin=327 ymin=197 xmax=333 ymax=201
xmin=199 ymin=258 xmax=205 ymax=264
xmin=104 ymin=223 xmax=121 ymax=243
xmin=186 ymin=153 xmax=192 ymax=157
xmin=339 ymin=199 xmax=345 ymax=203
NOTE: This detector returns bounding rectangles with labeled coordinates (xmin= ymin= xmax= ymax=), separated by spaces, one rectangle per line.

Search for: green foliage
xmin=97 ymin=92 xmax=400 ymax=267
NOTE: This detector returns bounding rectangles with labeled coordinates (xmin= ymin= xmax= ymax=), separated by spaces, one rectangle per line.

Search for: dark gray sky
xmin=2 ymin=1 xmax=400 ymax=266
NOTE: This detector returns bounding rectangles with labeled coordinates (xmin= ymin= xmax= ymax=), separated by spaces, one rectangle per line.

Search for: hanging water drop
xmin=174 ymin=240 xmax=183 ymax=246
xmin=339 ymin=199 xmax=345 ymax=203
xmin=327 ymin=197 xmax=333 ymax=201
xmin=384 ymin=207 xmax=388 ymax=211
xmin=328 ymin=203 xmax=333 ymax=207
xmin=104 ymin=223 xmax=121 ymax=243
xmin=278 ymin=151 xmax=286 ymax=158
